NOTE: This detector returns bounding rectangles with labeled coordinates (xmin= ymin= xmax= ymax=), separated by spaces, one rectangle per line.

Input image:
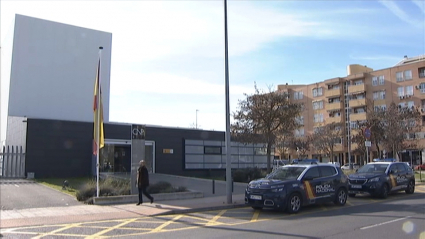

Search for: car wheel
xmin=405 ymin=180 xmax=415 ymax=194
xmin=348 ymin=193 xmax=356 ymax=197
xmin=287 ymin=193 xmax=302 ymax=214
xmin=251 ymin=206 xmax=263 ymax=210
xmin=334 ymin=188 xmax=348 ymax=206
xmin=380 ymin=183 xmax=389 ymax=199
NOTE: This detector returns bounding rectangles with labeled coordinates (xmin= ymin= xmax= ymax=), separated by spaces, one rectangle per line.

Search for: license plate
xmin=250 ymin=195 xmax=262 ymax=200
xmin=351 ymin=185 xmax=362 ymax=189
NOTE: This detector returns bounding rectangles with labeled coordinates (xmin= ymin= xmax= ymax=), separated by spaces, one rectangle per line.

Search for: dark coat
xmin=137 ymin=166 xmax=149 ymax=188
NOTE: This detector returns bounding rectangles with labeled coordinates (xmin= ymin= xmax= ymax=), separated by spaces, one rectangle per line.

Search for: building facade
xmin=277 ymin=56 xmax=425 ymax=166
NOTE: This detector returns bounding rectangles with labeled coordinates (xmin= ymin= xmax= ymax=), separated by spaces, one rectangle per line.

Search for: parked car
xmin=414 ymin=163 xmax=425 ymax=170
xmin=341 ymin=163 xmax=360 ymax=170
xmin=348 ymin=162 xmax=415 ymax=199
xmin=245 ymin=163 xmax=349 ymax=213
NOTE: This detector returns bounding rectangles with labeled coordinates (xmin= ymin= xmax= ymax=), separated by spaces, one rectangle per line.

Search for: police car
xmin=348 ymin=162 xmax=415 ymax=199
xmin=245 ymin=163 xmax=349 ymax=213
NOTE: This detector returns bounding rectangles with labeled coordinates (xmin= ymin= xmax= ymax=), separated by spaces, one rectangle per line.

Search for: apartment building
xmin=277 ymin=55 xmax=425 ymax=165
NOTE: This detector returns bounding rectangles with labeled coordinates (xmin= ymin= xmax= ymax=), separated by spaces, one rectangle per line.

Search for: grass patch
xmin=35 ymin=177 xmax=91 ymax=197
xmin=414 ymin=171 xmax=425 ymax=182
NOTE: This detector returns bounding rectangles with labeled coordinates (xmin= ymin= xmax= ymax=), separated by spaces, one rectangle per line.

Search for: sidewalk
xmin=0 ymin=193 xmax=246 ymax=229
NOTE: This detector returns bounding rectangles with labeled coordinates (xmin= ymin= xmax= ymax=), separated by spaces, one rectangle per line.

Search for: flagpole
xmin=96 ymin=46 xmax=103 ymax=198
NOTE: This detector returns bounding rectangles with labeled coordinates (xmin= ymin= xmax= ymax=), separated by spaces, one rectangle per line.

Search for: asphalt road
xmin=2 ymin=188 xmax=424 ymax=238
xmin=0 ymin=179 xmax=81 ymax=210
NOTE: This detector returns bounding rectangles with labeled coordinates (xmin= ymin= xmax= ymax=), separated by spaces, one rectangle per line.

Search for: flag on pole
xmin=93 ymin=59 xmax=104 ymax=155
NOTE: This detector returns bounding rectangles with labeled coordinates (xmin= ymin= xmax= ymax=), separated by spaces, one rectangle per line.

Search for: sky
xmin=1 ymin=0 xmax=425 ymax=141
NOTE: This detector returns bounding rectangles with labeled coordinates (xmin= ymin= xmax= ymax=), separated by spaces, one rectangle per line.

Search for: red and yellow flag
xmin=93 ymin=59 xmax=104 ymax=155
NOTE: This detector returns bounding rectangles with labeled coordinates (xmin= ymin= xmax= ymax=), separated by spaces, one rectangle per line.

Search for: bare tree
xmin=292 ymin=135 xmax=313 ymax=159
xmin=312 ymin=122 xmax=343 ymax=162
xmin=377 ymin=102 xmax=422 ymax=159
xmin=231 ymin=84 xmax=303 ymax=173
xmin=274 ymin=131 xmax=293 ymax=159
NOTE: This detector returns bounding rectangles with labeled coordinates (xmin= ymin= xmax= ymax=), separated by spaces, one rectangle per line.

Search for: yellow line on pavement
xmin=250 ymin=210 xmax=260 ymax=222
xmin=206 ymin=210 xmax=227 ymax=226
xmin=320 ymin=205 xmax=328 ymax=211
xmin=346 ymin=200 xmax=354 ymax=206
xmin=86 ymin=218 xmax=138 ymax=239
xmin=416 ymin=189 xmax=425 ymax=193
xmin=151 ymin=215 xmax=183 ymax=232
xmin=32 ymin=223 xmax=82 ymax=239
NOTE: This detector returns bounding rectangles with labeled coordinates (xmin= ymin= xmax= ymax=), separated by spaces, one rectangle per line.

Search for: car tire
xmin=287 ymin=193 xmax=302 ymax=214
xmin=348 ymin=193 xmax=356 ymax=197
xmin=334 ymin=188 xmax=348 ymax=206
xmin=380 ymin=183 xmax=389 ymax=199
xmin=405 ymin=180 xmax=415 ymax=194
xmin=251 ymin=206 xmax=263 ymax=210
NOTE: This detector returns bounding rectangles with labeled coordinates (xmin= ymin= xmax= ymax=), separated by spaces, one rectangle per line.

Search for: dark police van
xmin=348 ymin=162 xmax=415 ymax=199
xmin=245 ymin=163 xmax=349 ymax=213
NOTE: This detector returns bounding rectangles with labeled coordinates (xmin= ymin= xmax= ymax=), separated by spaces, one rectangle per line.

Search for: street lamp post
xmin=196 ymin=109 xmax=199 ymax=129
xmin=224 ymin=0 xmax=232 ymax=204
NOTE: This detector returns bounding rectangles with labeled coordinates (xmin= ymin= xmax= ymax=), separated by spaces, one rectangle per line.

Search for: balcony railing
xmin=350 ymin=112 xmax=367 ymax=121
xmin=326 ymin=116 xmax=342 ymax=124
xmin=326 ymin=102 xmax=342 ymax=111
xmin=325 ymin=88 xmax=341 ymax=97
xmin=349 ymin=98 xmax=366 ymax=108
xmin=348 ymin=84 xmax=365 ymax=94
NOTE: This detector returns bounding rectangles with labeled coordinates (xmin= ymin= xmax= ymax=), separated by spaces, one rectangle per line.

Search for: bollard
xmin=212 ymin=179 xmax=215 ymax=194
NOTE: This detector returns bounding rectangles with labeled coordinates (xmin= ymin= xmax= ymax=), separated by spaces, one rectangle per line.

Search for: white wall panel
xmin=8 ymin=15 xmax=112 ymax=123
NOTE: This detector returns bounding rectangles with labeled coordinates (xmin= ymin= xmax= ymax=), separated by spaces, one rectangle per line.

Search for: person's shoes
xmin=136 ymin=203 xmax=141 ymax=205
xmin=150 ymin=198 xmax=154 ymax=204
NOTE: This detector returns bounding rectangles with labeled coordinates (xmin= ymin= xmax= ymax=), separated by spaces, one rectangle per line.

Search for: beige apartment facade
xmin=277 ymin=55 xmax=425 ymax=166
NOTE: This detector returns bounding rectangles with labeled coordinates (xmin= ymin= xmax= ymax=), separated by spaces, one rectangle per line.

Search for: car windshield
xmin=357 ymin=164 xmax=389 ymax=173
xmin=266 ymin=167 xmax=306 ymax=180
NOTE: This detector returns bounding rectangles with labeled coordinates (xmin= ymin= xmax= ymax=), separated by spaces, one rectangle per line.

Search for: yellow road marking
xmin=86 ymin=218 xmax=138 ymax=238
xmin=32 ymin=223 xmax=81 ymax=239
xmin=151 ymin=215 xmax=183 ymax=232
xmin=320 ymin=205 xmax=328 ymax=211
xmin=416 ymin=188 xmax=425 ymax=193
xmin=346 ymin=200 xmax=354 ymax=206
xmin=206 ymin=210 xmax=226 ymax=226
xmin=250 ymin=210 xmax=260 ymax=222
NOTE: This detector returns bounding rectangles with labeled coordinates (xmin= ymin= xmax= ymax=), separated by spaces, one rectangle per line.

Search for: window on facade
xmin=354 ymin=80 xmax=364 ymax=85
xmin=419 ymin=68 xmax=425 ymax=78
xmin=312 ymin=87 xmax=323 ymax=97
xmin=333 ymin=137 xmax=342 ymax=144
xmin=314 ymin=113 xmax=324 ymax=123
xmin=397 ymin=87 xmax=404 ymax=97
xmin=404 ymin=70 xmax=412 ymax=80
xmin=296 ymin=116 xmax=304 ymax=125
xmin=372 ymin=76 xmax=378 ymax=86
xmin=313 ymin=101 xmax=324 ymax=110
xmin=378 ymin=76 xmax=385 ymax=85
xmin=294 ymin=91 xmax=303 ymax=100
xmin=420 ymin=83 xmax=425 ymax=93
xmin=295 ymin=128 xmax=305 ymax=137
xmin=398 ymin=102 xmax=406 ymax=108
xmin=396 ymin=71 xmax=403 ymax=82
xmin=204 ymin=146 xmax=221 ymax=155
xmin=406 ymin=85 xmax=414 ymax=96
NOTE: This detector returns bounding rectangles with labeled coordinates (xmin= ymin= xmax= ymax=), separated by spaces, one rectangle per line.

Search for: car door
xmin=395 ymin=163 xmax=409 ymax=190
xmin=301 ymin=167 xmax=321 ymax=204
xmin=387 ymin=164 xmax=400 ymax=191
xmin=317 ymin=166 xmax=338 ymax=203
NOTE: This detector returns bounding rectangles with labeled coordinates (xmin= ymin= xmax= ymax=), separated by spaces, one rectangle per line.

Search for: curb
xmin=154 ymin=203 xmax=248 ymax=216
xmin=93 ymin=191 xmax=204 ymax=205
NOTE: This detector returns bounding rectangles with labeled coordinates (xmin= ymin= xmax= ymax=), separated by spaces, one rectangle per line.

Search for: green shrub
xmin=76 ymin=177 xmax=130 ymax=203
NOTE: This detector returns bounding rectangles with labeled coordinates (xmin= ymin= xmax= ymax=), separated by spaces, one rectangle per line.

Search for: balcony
xmin=326 ymin=116 xmax=341 ymax=124
xmin=325 ymin=88 xmax=341 ymax=98
xmin=374 ymin=99 xmax=386 ymax=106
xmin=350 ymin=112 xmax=367 ymax=121
xmin=326 ymin=102 xmax=342 ymax=111
xmin=333 ymin=144 xmax=344 ymax=152
xmin=348 ymin=84 xmax=365 ymax=94
xmin=350 ymin=98 xmax=366 ymax=108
